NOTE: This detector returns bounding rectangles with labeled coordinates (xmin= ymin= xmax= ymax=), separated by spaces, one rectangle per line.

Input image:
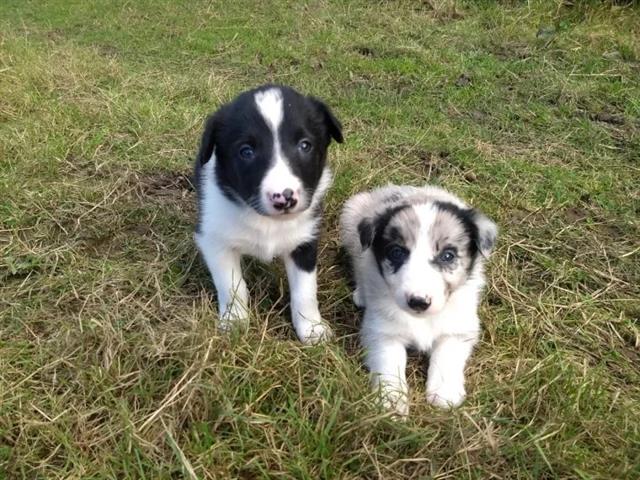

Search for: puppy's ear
xmin=310 ymin=97 xmax=344 ymax=144
xmin=472 ymin=210 xmax=498 ymax=257
xmin=196 ymin=111 xmax=222 ymax=165
xmin=358 ymin=218 xmax=374 ymax=250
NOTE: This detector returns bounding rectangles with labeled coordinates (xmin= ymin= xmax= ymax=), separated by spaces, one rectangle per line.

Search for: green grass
xmin=1 ymin=0 xmax=639 ymax=478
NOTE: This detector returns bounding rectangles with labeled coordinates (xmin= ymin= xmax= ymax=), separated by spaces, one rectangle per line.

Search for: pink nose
xmin=270 ymin=189 xmax=298 ymax=210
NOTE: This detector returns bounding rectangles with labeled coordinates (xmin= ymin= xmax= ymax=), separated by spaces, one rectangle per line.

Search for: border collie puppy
xmin=340 ymin=185 xmax=497 ymax=414
xmin=194 ymin=85 xmax=343 ymax=344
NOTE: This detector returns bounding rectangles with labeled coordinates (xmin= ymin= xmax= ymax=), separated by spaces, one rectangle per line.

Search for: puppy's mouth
xmin=400 ymin=302 xmax=430 ymax=317
xmin=272 ymin=198 xmax=298 ymax=213
xmin=251 ymin=201 xmax=307 ymax=218
xmin=271 ymin=203 xmax=306 ymax=217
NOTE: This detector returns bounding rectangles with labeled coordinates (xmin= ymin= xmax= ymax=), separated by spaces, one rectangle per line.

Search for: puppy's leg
xmin=195 ymin=233 xmax=248 ymax=331
xmin=426 ymin=334 xmax=476 ymax=408
xmin=352 ymin=265 xmax=366 ymax=308
xmin=285 ymin=240 xmax=332 ymax=345
xmin=352 ymin=286 xmax=364 ymax=308
xmin=365 ymin=338 xmax=409 ymax=416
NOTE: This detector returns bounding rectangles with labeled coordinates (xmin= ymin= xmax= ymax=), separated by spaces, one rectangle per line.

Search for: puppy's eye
xmin=298 ymin=140 xmax=312 ymax=153
xmin=438 ymin=249 xmax=456 ymax=263
xmin=239 ymin=145 xmax=255 ymax=160
xmin=386 ymin=245 xmax=408 ymax=263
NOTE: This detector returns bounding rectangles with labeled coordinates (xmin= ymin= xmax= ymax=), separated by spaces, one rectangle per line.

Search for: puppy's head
xmin=197 ymin=85 xmax=343 ymax=216
xmin=358 ymin=199 xmax=497 ymax=315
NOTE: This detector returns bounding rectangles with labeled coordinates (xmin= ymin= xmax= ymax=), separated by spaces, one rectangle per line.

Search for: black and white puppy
xmin=194 ymin=85 xmax=343 ymax=344
xmin=340 ymin=185 xmax=497 ymax=414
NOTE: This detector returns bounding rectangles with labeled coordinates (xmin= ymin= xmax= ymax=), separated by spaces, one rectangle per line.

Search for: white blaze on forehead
xmin=414 ymin=203 xmax=438 ymax=255
xmin=254 ymin=88 xmax=303 ymax=212
xmin=262 ymin=154 xmax=300 ymax=192
xmin=404 ymin=204 xmax=436 ymax=281
xmin=254 ymin=88 xmax=284 ymax=133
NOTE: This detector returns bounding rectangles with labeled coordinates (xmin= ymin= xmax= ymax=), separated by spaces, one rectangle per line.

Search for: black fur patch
xmin=385 ymin=245 xmax=409 ymax=273
xmin=290 ymin=239 xmax=318 ymax=272
xmin=357 ymin=219 xmax=374 ymax=248
xmin=370 ymin=204 xmax=410 ymax=276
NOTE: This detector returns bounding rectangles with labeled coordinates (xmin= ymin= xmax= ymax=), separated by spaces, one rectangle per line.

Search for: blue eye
xmin=386 ymin=245 xmax=408 ymax=263
xmin=438 ymin=249 xmax=456 ymax=263
xmin=298 ymin=140 xmax=312 ymax=153
xmin=239 ymin=145 xmax=255 ymax=160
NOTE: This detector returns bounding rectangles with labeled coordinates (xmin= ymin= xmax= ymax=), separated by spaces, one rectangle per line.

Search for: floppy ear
xmin=310 ymin=97 xmax=344 ymax=144
xmin=357 ymin=218 xmax=374 ymax=250
xmin=196 ymin=111 xmax=221 ymax=165
xmin=472 ymin=210 xmax=498 ymax=257
xmin=357 ymin=204 xmax=408 ymax=251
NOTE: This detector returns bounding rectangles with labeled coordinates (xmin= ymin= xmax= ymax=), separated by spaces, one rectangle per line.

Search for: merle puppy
xmin=340 ymin=185 xmax=497 ymax=414
xmin=194 ymin=85 xmax=343 ymax=344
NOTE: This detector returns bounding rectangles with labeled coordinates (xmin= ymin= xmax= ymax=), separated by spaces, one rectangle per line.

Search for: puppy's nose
xmin=408 ymin=295 xmax=431 ymax=312
xmin=271 ymin=189 xmax=298 ymax=210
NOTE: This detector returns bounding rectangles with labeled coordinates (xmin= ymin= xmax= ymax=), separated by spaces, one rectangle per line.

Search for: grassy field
xmin=1 ymin=0 xmax=639 ymax=478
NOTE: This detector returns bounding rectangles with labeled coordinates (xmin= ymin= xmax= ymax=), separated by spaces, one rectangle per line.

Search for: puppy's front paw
xmin=217 ymin=315 xmax=248 ymax=333
xmin=352 ymin=286 xmax=365 ymax=308
xmin=294 ymin=314 xmax=333 ymax=345
xmin=373 ymin=381 xmax=409 ymax=417
xmin=426 ymin=379 xmax=466 ymax=409
xmin=218 ymin=302 xmax=249 ymax=333
xmin=381 ymin=390 xmax=409 ymax=417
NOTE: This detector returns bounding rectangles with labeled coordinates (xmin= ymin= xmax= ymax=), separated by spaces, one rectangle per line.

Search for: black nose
xmin=282 ymin=188 xmax=294 ymax=200
xmin=408 ymin=296 xmax=431 ymax=312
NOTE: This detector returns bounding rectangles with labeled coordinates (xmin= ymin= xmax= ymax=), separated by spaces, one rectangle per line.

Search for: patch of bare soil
xmin=138 ymin=172 xmax=195 ymax=198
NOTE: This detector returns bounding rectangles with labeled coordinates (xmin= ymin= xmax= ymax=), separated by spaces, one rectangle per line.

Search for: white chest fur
xmin=197 ymin=158 xmax=325 ymax=261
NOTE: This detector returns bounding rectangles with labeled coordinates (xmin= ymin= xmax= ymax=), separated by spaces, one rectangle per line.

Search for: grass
xmin=1 ymin=0 xmax=639 ymax=478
